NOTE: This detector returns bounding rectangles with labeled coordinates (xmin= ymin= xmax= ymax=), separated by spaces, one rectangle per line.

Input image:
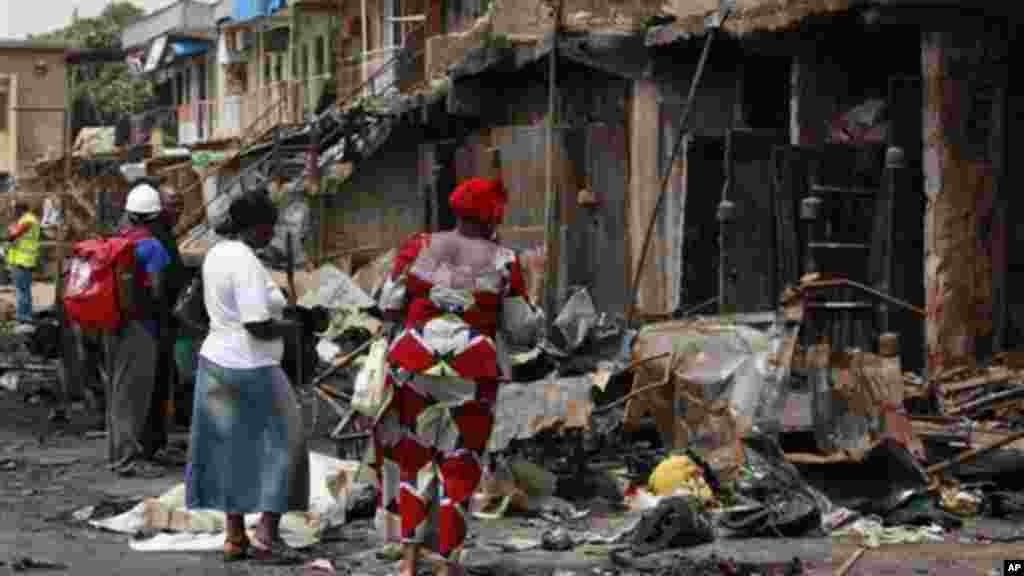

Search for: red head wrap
xmin=449 ymin=177 xmax=507 ymax=224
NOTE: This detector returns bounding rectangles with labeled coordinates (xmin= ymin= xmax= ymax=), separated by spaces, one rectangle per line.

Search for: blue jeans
xmin=11 ymin=265 xmax=33 ymax=323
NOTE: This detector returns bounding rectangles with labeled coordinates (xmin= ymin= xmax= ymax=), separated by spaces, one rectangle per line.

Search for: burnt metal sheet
xmin=488 ymin=376 xmax=595 ymax=452
xmin=581 ymin=123 xmax=630 ymax=316
xmin=492 ymin=127 xmax=550 ymax=228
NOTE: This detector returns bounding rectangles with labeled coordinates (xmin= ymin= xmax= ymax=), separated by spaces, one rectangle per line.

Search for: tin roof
xmin=647 ymin=0 xmax=1009 ymax=44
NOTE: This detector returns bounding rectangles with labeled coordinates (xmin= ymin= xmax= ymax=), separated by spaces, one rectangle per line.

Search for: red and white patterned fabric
xmin=370 ymin=231 xmax=540 ymax=564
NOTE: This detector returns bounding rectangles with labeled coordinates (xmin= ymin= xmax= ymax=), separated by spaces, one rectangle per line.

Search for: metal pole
xmin=311 ymin=120 xmax=324 ymax=265
xmin=54 ymin=58 xmax=74 ymax=420
xmin=542 ymin=0 xmax=566 ymax=335
xmin=717 ymin=127 xmax=735 ymax=314
xmin=290 ymin=2 xmax=300 ymax=115
xmin=361 ymin=0 xmax=370 ymax=96
xmin=58 ymin=67 xmax=73 ymax=307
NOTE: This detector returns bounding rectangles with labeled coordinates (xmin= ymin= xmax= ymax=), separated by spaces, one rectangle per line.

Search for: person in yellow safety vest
xmin=6 ymin=200 xmax=41 ymax=324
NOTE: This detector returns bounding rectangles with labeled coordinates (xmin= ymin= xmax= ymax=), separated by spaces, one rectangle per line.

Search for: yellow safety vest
xmin=6 ymin=212 xmax=41 ymax=269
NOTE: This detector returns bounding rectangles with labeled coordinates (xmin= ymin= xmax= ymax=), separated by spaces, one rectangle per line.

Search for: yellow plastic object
xmin=648 ymin=455 xmax=715 ymax=502
xmin=940 ymin=488 xmax=980 ymax=516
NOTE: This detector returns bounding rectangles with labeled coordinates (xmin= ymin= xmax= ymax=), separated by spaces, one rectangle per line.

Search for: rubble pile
xmin=292 ymin=256 xmax=1024 ymax=563
xmin=919 ymin=357 xmax=1024 ymax=423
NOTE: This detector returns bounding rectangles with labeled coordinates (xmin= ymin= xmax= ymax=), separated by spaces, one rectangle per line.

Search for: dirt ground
xmin=1 ymin=384 xmax=1022 ymax=575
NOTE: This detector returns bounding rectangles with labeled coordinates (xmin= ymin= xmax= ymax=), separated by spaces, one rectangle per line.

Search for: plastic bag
xmin=717 ymin=434 xmax=831 ymax=538
xmin=630 ymin=496 xmax=714 ymax=556
xmin=351 ymin=338 xmax=391 ymax=420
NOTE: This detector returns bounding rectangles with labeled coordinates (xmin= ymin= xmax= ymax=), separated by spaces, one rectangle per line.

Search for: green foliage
xmin=30 ymin=2 xmax=154 ymax=117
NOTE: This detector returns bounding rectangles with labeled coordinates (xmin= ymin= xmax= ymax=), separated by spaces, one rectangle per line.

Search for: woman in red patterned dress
xmin=371 ymin=177 xmax=543 ymax=576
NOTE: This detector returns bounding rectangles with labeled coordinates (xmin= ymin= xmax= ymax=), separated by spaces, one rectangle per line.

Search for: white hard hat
xmin=125 ymin=183 xmax=163 ymax=214
xmin=120 ymin=162 xmax=147 ymax=183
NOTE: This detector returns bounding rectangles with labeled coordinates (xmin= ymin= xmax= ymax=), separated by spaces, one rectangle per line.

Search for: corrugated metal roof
xmin=648 ymin=0 xmax=1004 ymax=44
xmin=649 ymin=0 xmax=858 ymax=44
xmin=122 ymin=0 xmax=219 ymax=49
xmin=447 ymin=32 xmax=649 ymax=83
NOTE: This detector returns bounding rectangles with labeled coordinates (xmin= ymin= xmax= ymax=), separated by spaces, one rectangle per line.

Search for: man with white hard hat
xmin=104 ymin=182 xmax=177 ymax=474
xmin=119 ymin=164 xmax=187 ymax=464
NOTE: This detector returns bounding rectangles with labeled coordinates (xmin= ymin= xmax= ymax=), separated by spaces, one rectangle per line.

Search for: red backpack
xmin=63 ymin=227 xmax=151 ymax=332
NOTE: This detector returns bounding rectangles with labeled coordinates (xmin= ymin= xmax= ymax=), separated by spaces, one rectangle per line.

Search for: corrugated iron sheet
xmin=649 ymin=0 xmax=857 ymax=44
xmin=488 ymin=376 xmax=595 ymax=452
xmin=581 ymin=123 xmax=630 ymax=315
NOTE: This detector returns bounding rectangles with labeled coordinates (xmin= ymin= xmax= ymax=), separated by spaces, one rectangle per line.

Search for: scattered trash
xmin=494 ymin=538 xmax=541 ymax=552
xmin=345 ymin=482 xmax=378 ymax=520
xmin=298 ymin=264 xmax=375 ymax=311
xmin=554 ymin=287 xmax=599 ymax=352
xmin=541 ymin=527 xmax=574 ymax=551
xmin=648 ymin=454 xmax=715 ymax=502
xmin=36 ymin=456 xmax=80 ymax=467
xmin=316 ymin=339 xmax=343 ymax=364
xmin=940 ymin=487 xmax=982 ymax=516
xmin=4 ymin=556 xmax=69 ymax=572
xmin=630 ymin=496 xmax=714 ymax=556
xmin=91 ymin=452 xmax=353 ymax=552
xmin=72 ymin=506 xmax=96 ymax=522
xmin=305 ymin=558 xmax=336 ymax=575
xmin=375 ymin=543 xmax=402 ymax=561
xmin=1 ymin=372 xmax=19 ymax=392
xmin=822 ymin=507 xmax=859 ymax=531
xmin=831 ymin=517 xmax=945 ymax=548
xmin=718 ymin=435 xmax=829 ymax=538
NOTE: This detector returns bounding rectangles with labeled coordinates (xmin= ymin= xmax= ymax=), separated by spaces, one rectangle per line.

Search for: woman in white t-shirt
xmin=185 ymin=190 xmax=307 ymax=563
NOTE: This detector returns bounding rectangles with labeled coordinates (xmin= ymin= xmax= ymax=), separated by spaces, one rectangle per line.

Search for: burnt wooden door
xmin=680 ymin=137 xmax=724 ymax=314
xmin=682 ymin=131 xmax=781 ymax=315
xmin=727 ymin=130 xmax=784 ymax=313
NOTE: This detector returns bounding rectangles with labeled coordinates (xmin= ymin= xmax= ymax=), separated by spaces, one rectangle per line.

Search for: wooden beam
xmin=542 ymin=0 xmax=566 ymax=333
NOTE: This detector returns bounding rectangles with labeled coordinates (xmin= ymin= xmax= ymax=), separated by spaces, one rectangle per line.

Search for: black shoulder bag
xmin=173 ymin=272 xmax=209 ymax=335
